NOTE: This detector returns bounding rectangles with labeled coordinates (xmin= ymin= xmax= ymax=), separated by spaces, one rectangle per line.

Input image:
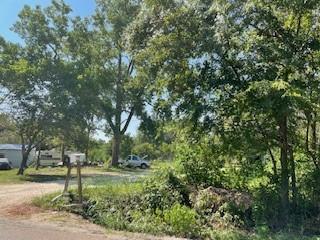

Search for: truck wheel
xmin=141 ymin=163 xmax=147 ymax=169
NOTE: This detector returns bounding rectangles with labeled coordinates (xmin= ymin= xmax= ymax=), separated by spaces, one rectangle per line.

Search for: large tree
xmin=92 ymin=0 xmax=145 ymax=166
xmin=127 ymin=0 xmax=320 ymax=225
xmin=0 ymin=36 xmax=54 ymax=174
xmin=10 ymin=0 xmax=101 ymax=163
xmin=3 ymin=0 xmax=147 ymax=168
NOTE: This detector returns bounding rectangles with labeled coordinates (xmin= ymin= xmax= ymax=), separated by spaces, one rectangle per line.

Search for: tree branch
xmin=106 ymin=116 xmax=116 ymax=132
xmin=121 ymin=107 xmax=134 ymax=135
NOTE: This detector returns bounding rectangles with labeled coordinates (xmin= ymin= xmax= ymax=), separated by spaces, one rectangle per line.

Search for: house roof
xmin=0 ymin=144 xmax=22 ymax=150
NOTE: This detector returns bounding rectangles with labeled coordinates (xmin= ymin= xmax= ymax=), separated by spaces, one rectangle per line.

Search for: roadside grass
xmin=207 ymin=229 xmax=320 ymax=240
xmin=32 ymin=192 xmax=62 ymax=210
xmin=0 ymin=166 xmax=150 ymax=185
xmin=0 ymin=169 xmax=28 ymax=184
xmin=32 ymin=181 xmax=143 ymax=212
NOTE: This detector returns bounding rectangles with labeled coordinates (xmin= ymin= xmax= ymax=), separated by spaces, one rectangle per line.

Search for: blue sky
xmin=0 ymin=0 xmax=140 ymax=140
xmin=0 ymin=0 xmax=96 ymax=43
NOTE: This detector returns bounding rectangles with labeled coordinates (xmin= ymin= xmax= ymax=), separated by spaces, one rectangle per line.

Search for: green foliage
xmin=132 ymin=142 xmax=158 ymax=160
xmin=88 ymin=140 xmax=109 ymax=163
xmin=127 ymin=0 xmax=320 ymax=229
xmin=0 ymin=113 xmax=20 ymax=143
xmin=163 ymin=203 xmax=200 ymax=238
xmin=142 ymin=169 xmax=190 ymax=211
xmin=253 ymin=186 xmax=282 ymax=229
xmin=120 ymin=134 xmax=134 ymax=159
xmin=300 ymin=169 xmax=320 ymax=204
xmin=207 ymin=228 xmax=318 ymax=240
xmin=175 ymin=138 xmax=225 ymax=188
xmin=2 ymin=0 xmax=320 ymax=238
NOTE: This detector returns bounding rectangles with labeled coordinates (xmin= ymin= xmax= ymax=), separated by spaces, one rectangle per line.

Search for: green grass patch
xmin=0 ymin=169 xmax=28 ymax=184
xmin=32 ymin=191 xmax=62 ymax=209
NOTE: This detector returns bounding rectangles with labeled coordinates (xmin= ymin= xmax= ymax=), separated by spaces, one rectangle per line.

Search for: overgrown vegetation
xmin=1 ymin=0 xmax=320 ymax=239
xmin=35 ymin=162 xmax=320 ymax=239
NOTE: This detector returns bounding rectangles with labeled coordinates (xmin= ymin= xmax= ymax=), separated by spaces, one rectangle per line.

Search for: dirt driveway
xmin=0 ymin=181 xmax=181 ymax=240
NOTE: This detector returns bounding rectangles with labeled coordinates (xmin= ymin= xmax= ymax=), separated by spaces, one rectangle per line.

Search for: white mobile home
xmin=0 ymin=144 xmax=35 ymax=168
xmin=37 ymin=149 xmax=86 ymax=167
xmin=69 ymin=153 xmax=86 ymax=164
xmin=38 ymin=150 xmax=62 ymax=166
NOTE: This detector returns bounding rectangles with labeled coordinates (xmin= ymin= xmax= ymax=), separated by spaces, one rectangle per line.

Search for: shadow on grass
xmin=23 ymin=172 xmax=147 ymax=185
xmin=23 ymin=174 xmax=72 ymax=183
xmin=17 ymin=165 xmax=152 ymax=185
xmin=105 ymin=166 xmax=150 ymax=174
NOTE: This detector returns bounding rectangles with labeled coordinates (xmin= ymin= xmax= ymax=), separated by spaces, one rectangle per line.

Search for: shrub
xmin=192 ymin=187 xmax=253 ymax=228
xmin=142 ymin=169 xmax=190 ymax=211
xmin=175 ymin=140 xmax=225 ymax=188
xmin=81 ymin=182 xmax=144 ymax=226
xmin=128 ymin=210 xmax=168 ymax=234
xmin=252 ymin=185 xmax=282 ymax=230
xmin=163 ymin=203 xmax=200 ymax=238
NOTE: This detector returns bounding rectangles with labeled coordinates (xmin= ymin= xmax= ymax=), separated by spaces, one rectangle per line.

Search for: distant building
xmin=0 ymin=144 xmax=35 ymax=168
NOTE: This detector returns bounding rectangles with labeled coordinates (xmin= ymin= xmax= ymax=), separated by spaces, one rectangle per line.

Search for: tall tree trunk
xmin=18 ymin=149 xmax=29 ymax=175
xmin=278 ymin=116 xmax=289 ymax=226
xmin=61 ymin=142 xmax=65 ymax=165
xmin=111 ymin=53 xmax=122 ymax=167
xmin=111 ymin=130 xmax=121 ymax=166
xmin=85 ymin=119 xmax=93 ymax=163
xmin=36 ymin=148 xmax=41 ymax=170
xmin=311 ymin=114 xmax=317 ymax=151
xmin=289 ymin=144 xmax=297 ymax=212
xmin=311 ymin=115 xmax=320 ymax=170
xmin=306 ymin=114 xmax=310 ymax=151
xmin=18 ymin=134 xmax=29 ymax=175
xmin=85 ymin=145 xmax=89 ymax=164
xmin=268 ymin=148 xmax=278 ymax=181
xmin=85 ymin=130 xmax=90 ymax=163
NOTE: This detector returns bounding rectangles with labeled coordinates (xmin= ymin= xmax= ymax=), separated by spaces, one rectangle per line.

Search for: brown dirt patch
xmin=5 ymin=203 xmax=42 ymax=218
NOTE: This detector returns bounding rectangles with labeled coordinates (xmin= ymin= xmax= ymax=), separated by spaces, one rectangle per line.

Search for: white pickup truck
xmin=119 ymin=155 xmax=150 ymax=169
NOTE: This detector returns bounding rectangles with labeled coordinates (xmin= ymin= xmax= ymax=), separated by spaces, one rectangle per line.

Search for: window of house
xmin=41 ymin=154 xmax=53 ymax=160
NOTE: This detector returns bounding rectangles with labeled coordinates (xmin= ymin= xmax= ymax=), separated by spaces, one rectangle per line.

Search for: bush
xmin=252 ymin=186 xmax=282 ymax=230
xmin=80 ymin=179 xmax=202 ymax=238
xmin=175 ymin=140 xmax=225 ymax=188
xmin=163 ymin=203 xmax=200 ymax=238
xmin=81 ymin=182 xmax=144 ymax=226
xmin=158 ymin=142 xmax=174 ymax=160
xmin=128 ymin=210 xmax=168 ymax=234
xmin=142 ymin=169 xmax=190 ymax=211
xmin=192 ymin=187 xmax=253 ymax=228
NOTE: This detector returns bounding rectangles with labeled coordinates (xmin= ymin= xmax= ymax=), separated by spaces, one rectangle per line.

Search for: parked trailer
xmin=69 ymin=153 xmax=86 ymax=165
xmin=0 ymin=144 xmax=35 ymax=168
xmin=37 ymin=150 xmax=86 ymax=167
xmin=38 ymin=150 xmax=62 ymax=167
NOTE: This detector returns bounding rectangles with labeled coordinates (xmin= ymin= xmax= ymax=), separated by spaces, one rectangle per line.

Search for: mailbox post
xmin=76 ymin=156 xmax=83 ymax=204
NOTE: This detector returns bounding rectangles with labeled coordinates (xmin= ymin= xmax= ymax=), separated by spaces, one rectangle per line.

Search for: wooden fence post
xmin=63 ymin=157 xmax=72 ymax=195
xmin=77 ymin=159 xmax=83 ymax=204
